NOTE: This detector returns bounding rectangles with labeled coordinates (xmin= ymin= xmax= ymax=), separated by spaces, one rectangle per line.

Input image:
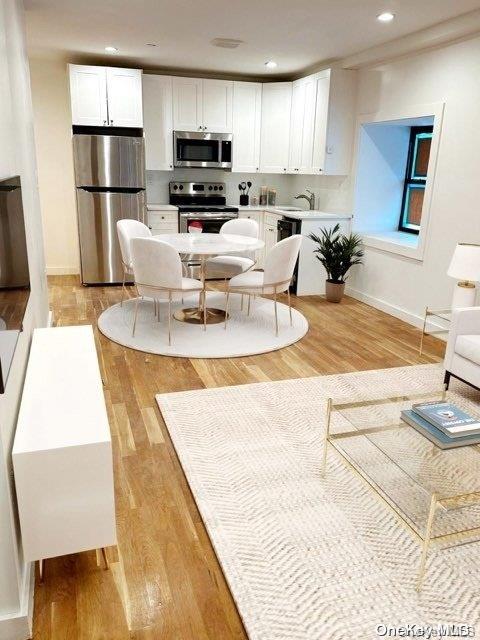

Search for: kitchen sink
xmin=275 ymin=206 xmax=303 ymax=211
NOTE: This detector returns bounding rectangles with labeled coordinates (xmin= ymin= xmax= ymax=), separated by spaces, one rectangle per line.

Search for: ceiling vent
xmin=211 ymin=38 xmax=244 ymax=49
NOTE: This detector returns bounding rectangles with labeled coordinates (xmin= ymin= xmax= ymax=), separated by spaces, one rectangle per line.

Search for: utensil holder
xmin=239 ymin=195 xmax=249 ymax=206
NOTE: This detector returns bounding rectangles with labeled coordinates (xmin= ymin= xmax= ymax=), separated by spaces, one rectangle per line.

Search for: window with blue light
xmin=398 ymin=126 xmax=433 ymax=234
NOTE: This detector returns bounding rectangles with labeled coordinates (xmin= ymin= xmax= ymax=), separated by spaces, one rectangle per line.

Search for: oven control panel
xmin=169 ymin=181 xmax=225 ymax=195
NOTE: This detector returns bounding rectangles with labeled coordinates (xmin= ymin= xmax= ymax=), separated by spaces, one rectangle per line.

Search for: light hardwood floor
xmin=33 ymin=276 xmax=444 ymax=639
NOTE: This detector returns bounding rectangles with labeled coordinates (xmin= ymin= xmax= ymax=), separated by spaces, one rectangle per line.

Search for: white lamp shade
xmin=447 ymin=243 xmax=480 ymax=282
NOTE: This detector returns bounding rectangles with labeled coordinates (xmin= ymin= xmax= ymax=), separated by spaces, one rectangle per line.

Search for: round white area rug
xmin=98 ymin=291 xmax=308 ymax=358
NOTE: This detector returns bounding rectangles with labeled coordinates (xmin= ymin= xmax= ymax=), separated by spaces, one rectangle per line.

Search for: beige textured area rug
xmin=156 ymin=365 xmax=480 ymax=640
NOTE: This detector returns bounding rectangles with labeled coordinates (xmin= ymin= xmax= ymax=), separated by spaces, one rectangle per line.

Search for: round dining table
xmin=154 ymin=232 xmax=265 ymax=325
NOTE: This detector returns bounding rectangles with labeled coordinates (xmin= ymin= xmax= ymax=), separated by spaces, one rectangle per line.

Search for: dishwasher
xmin=277 ymin=217 xmax=302 ymax=294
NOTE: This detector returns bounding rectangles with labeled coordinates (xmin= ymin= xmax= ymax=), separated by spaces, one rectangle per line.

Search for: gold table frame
xmin=419 ymin=306 xmax=451 ymax=355
xmin=321 ymin=388 xmax=480 ymax=591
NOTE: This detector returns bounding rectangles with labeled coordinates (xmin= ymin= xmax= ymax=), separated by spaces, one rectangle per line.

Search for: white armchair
xmin=444 ymin=307 xmax=480 ymax=390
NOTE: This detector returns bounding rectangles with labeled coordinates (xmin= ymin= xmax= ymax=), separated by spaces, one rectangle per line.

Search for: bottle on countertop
xmin=267 ymin=189 xmax=276 ymax=206
xmin=259 ymin=186 xmax=268 ymax=206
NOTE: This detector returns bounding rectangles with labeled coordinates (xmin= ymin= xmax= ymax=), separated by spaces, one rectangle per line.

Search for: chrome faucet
xmin=294 ymin=189 xmax=316 ymax=210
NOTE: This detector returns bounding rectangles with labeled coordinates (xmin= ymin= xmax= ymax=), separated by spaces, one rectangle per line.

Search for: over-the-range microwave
xmin=173 ymin=131 xmax=232 ymax=170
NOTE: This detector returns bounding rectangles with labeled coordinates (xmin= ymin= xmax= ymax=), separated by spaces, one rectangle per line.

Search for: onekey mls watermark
xmin=376 ymin=624 xmax=475 ymax=638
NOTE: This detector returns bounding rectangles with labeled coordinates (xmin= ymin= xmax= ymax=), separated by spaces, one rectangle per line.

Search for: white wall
xmin=355 ymin=123 xmax=410 ymax=234
xmin=0 ymin=1 xmax=48 ymax=638
xmin=348 ymin=35 xmax=480 ymax=324
xmin=29 ymin=58 xmax=79 ymax=275
xmin=147 ymin=169 xmax=294 ymax=206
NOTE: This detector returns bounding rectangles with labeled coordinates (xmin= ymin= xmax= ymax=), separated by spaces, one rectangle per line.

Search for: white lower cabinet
xmin=259 ymin=82 xmax=292 ymax=174
xmin=13 ymin=326 xmax=116 ymax=564
xmin=238 ymin=209 xmax=262 ymax=225
xmin=147 ymin=209 xmax=178 ymax=235
xmin=263 ymin=221 xmax=278 ymax=258
xmin=143 ymin=75 xmax=173 ymax=171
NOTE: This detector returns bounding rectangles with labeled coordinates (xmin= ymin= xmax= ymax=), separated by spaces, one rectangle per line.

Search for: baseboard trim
xmin=0 ymin=563 xmax=34 ymax=640
xmin=346 ymin=286 xmax=448 ymax=340
xmin=46 ymin=266 xmax=79 ymax=276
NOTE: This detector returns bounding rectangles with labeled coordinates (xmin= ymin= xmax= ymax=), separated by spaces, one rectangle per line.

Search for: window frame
xmin=398 ymin=126 xmax=433 ymax=235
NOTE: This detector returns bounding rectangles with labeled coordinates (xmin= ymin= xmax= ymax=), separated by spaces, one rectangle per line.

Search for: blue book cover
xmin=412 ymin=401 xmax=480 ymax=436
xmin=401 ymin=410 xmax=480 ymax=449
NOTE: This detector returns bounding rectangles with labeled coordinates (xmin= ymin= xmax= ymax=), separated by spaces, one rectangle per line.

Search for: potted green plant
xmin=308 ymin=223 xmax=364 ymax=303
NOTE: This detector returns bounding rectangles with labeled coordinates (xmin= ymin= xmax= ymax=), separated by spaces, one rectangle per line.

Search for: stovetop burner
xmin=177 ymin=205 xmax=238 ymax=213
xmin=169 ymin=180 xmax=237 ymax=211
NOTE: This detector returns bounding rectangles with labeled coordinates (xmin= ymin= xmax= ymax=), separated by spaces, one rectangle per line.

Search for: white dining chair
xmin=225 ymin=235 xmax=303 ymax=336
xmin=205 ymin=218 xmax=259 ymax=279
xmin=130 ymin=237 xmax=202 ymax=345
xmin=117 ymin=219 xmax=152 ymax=306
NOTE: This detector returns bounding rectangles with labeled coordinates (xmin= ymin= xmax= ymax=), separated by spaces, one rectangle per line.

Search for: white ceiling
xmin=24 ymin=0 xmax=480 ymax=77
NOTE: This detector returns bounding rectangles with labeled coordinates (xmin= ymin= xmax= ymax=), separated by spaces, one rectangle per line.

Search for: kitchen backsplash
xmin=146 ymin=170 xmax=351 ymax=211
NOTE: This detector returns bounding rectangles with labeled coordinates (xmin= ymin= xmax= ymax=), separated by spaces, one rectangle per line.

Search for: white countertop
xmin=276 ymin=210 xmax=352 ymax=221
xmin=235 ymin=205 xmax=351 ymax=221
xmin=146 ymin=203 xmax=351 ymax=221
xmin=13 ymin=325 xmax=110 ymax=453
xmin=147 ymin=204 xmax=178 ymax=211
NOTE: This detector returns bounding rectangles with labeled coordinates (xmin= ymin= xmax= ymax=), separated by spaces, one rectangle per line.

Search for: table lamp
xmin=447 ymin=243 xmax=480 ymax=307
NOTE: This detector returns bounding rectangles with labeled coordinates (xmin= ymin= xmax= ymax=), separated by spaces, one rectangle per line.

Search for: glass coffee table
xmin=322 ymin=388 xmax=480 ymax=590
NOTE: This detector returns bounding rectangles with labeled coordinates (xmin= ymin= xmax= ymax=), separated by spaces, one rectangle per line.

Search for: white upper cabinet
xmin=232 ymin=82 xmax=262 ymax=173
xmin=172 ymin=77 xmax=203 ymax=131
xmin=288 ymin=75 xmax=316 ymax=174
xmin=202 ymin=79 xmax=233 ymax=133
xmin=259 ymin=82 xmax=292 ymax=174
xmin=172 ymin=77 xmax=233 ymax=132
xmin=312 ymin=69 xmax=356 ymax=175
xmin=69 ymin=65 xmax=108 ymax=126
xmin=106 ymin=67 xmax=143 ymax=127
xmin=143 ymin=74 xmax=173 ymax=171
xmin=69 ymin=64 xmax=143 ymax=127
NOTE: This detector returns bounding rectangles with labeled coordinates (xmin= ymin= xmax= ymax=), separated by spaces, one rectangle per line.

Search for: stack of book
xmin=401 ymin=401 xmax=480 ymax=449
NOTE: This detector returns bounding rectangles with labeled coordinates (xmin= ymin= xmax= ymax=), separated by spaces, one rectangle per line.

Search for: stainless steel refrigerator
xmin=73 ymin=134 xmax=146 ymax=285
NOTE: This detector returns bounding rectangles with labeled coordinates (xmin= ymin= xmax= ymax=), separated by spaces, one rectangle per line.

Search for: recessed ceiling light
xmin=211 ymin=38 xmax=244 ymax=49
xmin=105 ymin=46 xmax=118 ymax=53
xmin=377 ymin=11 xmax=395 ymax=22
xmin=265 ymin=60 xmax=277 ymax=69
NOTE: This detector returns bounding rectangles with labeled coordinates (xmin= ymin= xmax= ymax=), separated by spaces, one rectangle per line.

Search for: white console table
xmin=13 ymin=325 xmax=116 ymax=579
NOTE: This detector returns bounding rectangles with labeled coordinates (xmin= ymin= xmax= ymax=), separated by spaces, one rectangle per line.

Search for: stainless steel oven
xmin=173 ymin=131 xmax=232 ymax=169
xmin=179 ymin=211 xmax=237 ymax=234
xmin=170 ymin=181 xmax=238 ymax=278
